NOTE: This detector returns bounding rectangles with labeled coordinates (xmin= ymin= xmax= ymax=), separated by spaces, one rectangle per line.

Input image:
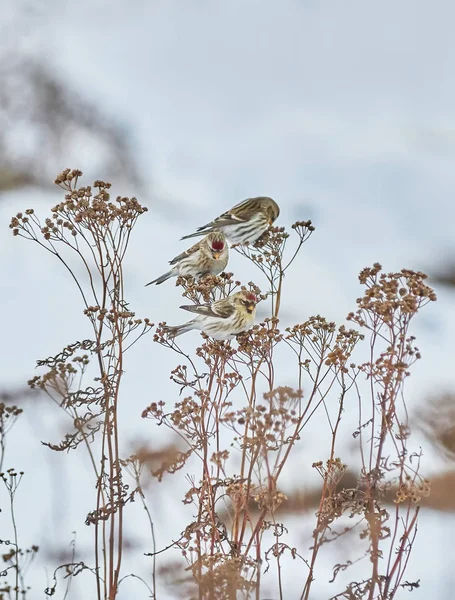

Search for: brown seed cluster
xmin=0 ymin=403 xmax=23 ymax=438
xmin=254 ymin=486 xmax=288 ymax=513
xmin=177 ymin=271 xmax=263 ymax=306
xmin=349 ymin=263 xmax=436 ymax=327
xmin=236 ymin=226 xmax=290 ymax=267
xmin=394 ymin=477 xmax=431 ymax=504
xmin=10 ymin=168 xmax=148 ymax=243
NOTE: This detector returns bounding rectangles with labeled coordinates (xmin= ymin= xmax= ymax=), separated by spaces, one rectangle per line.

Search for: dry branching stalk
xmin=146 ymin=229 xmax=435 ymax=598
xmin=6 ymin=170 xmax=436 ymax=600
xmin=0 ymin=402 xmax=39 ymax=600
xmin=10 ymin=169 xmax=153 ymax=600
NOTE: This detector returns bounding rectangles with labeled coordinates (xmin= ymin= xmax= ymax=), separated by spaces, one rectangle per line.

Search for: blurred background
xmin=2 ymin=0 xmax=455 ymax=598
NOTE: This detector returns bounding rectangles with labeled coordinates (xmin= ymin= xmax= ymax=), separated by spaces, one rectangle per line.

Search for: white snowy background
xmin=2 ymin=1 xmax=455 ymax=598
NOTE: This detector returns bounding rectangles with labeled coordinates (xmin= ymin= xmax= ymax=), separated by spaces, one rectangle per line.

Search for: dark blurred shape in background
xmin=417 ymin=392 xmax=455 ymax=460
xmin=0 ymin=60 xmax=141 ymax=193
xmin=432 ymin=264 xmax=455 ymax=288
xmin=0 ymin=2 xmax=142 ymax=194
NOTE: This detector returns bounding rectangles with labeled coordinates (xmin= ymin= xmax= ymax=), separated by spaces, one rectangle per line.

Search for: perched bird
xmin=181 ymin=197 xmax=280 ymax=245
xmin=163 ymin=290 xmax=257 ymax=340
xmin=145 ymin=232 xmax=229 ymax=286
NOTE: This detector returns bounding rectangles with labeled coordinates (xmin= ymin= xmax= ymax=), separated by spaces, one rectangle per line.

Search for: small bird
xmin=162 ymin=290 xmax=257 ymax=340
xmin=181 ymin=197 xmax=280 ymax=245
xmin=145 ymin=232 xmax=229 ymax=286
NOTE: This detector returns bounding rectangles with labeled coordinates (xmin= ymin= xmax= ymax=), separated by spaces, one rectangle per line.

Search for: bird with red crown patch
xmin=146 ymin=232 xmax=229 ymax=286
xmin=162 ymin=290 xmax=257 ymax=340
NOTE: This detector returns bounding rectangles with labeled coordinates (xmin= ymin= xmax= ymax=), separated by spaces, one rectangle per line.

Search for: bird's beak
xmin=246 ymin=303 xmax=255 ymax=314
xmin=213 ymin=252 xmax=221 ymax=259
xmin=268 ymin=217 xmax=273 ymax=226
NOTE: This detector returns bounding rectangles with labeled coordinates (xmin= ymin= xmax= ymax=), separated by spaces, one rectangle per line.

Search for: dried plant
xmin=145 ymin=239 xmax=435 ymax=598
xmin=321 ymin=265 xmax=435 ymax=600
xmin=9 ymin=170 xmax=153 ymax=599
xmin=6 ymin=170 xmax=437 ymax=599
xmin=0 ymin=401 xmax=38 ymax=600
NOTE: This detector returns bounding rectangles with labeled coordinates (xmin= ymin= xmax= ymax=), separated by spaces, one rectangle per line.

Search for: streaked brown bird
xmin=162 ymin=290 xmax=257 ymax=340
xmin=181 ymin=197 xmax=280 ymax=245
xmin=145 ymin=232 xmax=229 ymax=286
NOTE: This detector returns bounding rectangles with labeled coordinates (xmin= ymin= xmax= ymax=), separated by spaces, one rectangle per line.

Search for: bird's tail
xmin=145 ymin=270 xmax=173 ymax=286
xmin=162 ymin=320 xmax=195 ymax=338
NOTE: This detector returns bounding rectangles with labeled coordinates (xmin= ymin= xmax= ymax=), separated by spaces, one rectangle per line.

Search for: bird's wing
xmin=197 ymin=210 xmax=246 ymax=231
xmin=179 ymin=298 xmax=235 ymax=319
xmin=169 ymin=240 xmax=201 ymax=265
xmin=211 ymin=297 xmax=237 ymax=318
xmin=181 ymin=199 xmax=252 ymax=240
